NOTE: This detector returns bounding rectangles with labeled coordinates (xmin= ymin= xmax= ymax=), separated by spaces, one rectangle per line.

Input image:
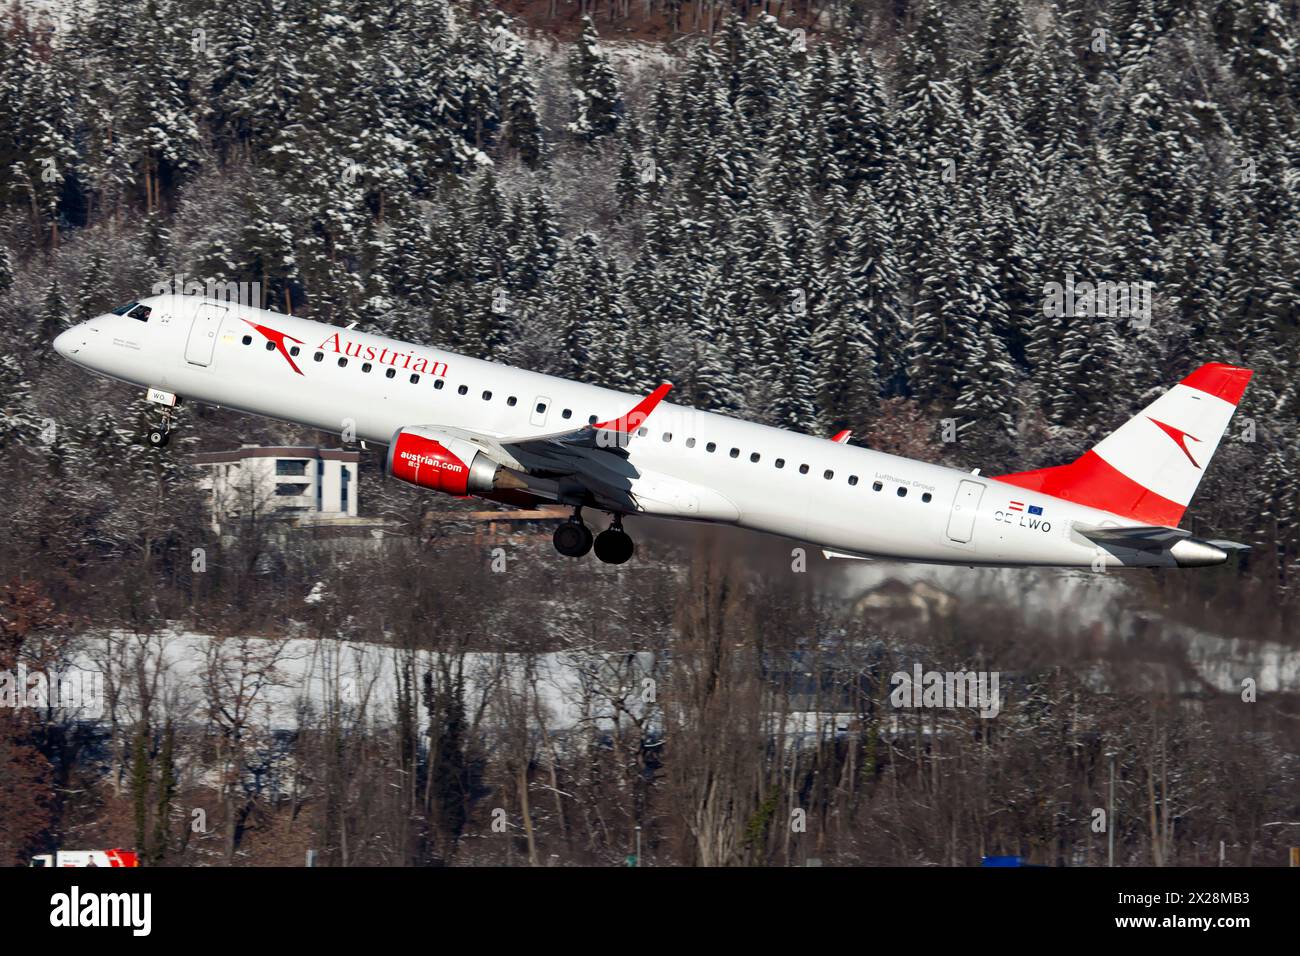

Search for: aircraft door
xmin=185 ymin=302 xmax=228 ymax=366
xmin=946 ymin=480 xmax=985 ymax=544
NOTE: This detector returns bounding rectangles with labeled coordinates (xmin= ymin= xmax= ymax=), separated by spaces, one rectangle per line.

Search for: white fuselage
xmin=54 ymin=295 xmax=1180 ymax=568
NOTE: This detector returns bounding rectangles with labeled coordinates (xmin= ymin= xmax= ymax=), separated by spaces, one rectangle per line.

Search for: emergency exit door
xmin=185 ymin=302 xmax=228 ymax=366
xmin=946 ymin=480 xmax=985 ymax=544
xmin=530 ymin=396 xmax=551 ymax=427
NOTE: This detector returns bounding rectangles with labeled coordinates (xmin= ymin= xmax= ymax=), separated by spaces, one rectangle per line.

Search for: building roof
xmin=193 ymin=446 xmax=361 ymax=465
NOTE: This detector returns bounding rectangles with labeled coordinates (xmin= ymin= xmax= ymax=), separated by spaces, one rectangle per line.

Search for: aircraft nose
xmin=54 ymin=326 xmax=82 ymax=358
xmin=53 ymin=329 xmax=74 ymax=358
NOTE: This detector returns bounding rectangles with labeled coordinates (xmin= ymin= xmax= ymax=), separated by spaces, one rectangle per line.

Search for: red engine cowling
xmin=387 ymin=428 xmax=504 ymax=497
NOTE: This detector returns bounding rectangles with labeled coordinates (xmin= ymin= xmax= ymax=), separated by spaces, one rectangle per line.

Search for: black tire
xmin=147 ymin=428 xmax=170 ymax=447
xmin=553 ymin=521 xmax=593 ymax=557
xmin=593 ymin=528 xmax=634 ymax=565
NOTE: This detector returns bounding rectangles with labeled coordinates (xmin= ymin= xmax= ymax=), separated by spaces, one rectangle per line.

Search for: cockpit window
xmin=127 ymin=305 xmax=151 ymax=322
xmin=111 ymin=301 xmax=138 ymax=315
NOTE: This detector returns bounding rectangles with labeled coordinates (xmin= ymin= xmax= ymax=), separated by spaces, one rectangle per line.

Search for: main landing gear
xmin=552 ymin=510 xmax=635 ymax=564
xmin=594 ymin=515 xmax=634 ymax=565
xmin=553 ymin=511 xmax=594 ymax=557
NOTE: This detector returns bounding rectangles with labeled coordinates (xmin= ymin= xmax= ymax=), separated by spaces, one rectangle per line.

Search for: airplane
xmin=54 ymin=294 xmax=1252 ymax=568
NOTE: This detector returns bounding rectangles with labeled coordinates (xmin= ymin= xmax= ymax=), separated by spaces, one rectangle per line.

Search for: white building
xmin=194 ymin=446 xmax=360 ymax=530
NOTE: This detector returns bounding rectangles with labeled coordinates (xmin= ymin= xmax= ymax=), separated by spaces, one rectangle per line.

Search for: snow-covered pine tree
xmin=566 ymin=16 xmax=624 ymax=143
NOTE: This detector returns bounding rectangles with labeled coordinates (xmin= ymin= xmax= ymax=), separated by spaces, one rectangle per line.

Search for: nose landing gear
xmin=145 ymin=394 xmax=177 ymax=447
xmin=146 ymin=409 xmax=174 ymax=447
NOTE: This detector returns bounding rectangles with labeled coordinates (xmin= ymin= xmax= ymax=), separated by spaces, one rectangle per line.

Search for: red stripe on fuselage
xmin=994 ymin=450 xmax=1186 ymax=527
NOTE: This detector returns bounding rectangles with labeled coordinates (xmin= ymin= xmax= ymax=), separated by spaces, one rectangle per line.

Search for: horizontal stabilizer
xmin=1205 ymin=539 xmax=1251 ymax=553
xmin=1074 ymin=523 xmax=1237 ymax=567
xmin=1074 ymin=525 xmax=1191 ymax=552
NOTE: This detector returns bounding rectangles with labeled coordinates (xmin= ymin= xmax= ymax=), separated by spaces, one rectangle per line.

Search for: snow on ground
xmin=61 ymin=630 xmax=654 ymax=733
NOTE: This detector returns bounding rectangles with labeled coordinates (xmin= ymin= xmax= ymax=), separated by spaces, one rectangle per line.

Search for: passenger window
xmin=706 ymin=442 xmax=716 ymax=453
xmin=410 ymin=374 xmax=420 ymax=384
xmin=775 ymin=458 xmax=785 ymax=469
xmin=637 ymin=427 xmax=648 ymax=437
xmin=685 ymin=438 xmax=696 ymax=448
xmin=338 ymin=357 xmax=348 ymax=367
xmin=507 ymin=396 xmax=517 ymax=406
xmin=562 ymin=409 xmax=572 ymax=419
xmin=799 ymin=464 xmax=809 ymax=474
xmin=536 ymin=402 xmax=547 ymax=414
xmin=848 ymin=475 xmax=858 ymax=486
xmin=241 ymin=335 xmax=252 ymax=346
xmin=897 ymin=487 xmax=907 ymax=497
xmin=749 ymin=452 xmax=760 ymax=463
xmin=588 ymin=415 xmax=598 ymax=425
xmin=386 ymin=368 xmax=396 ymax=379
xmin=314 ymin=352 xmax=324 ymax=362
xmin=729 ymin=448 xmax=739 ymax=458
xmin=362 ymin=362 xmax=372 ymax=372
xmin=289 ymin=346 xmax=300 ymax=357
xmin=662 ymin=433 xmax=672 ymax=442
xmin=434 ymin=379 xmax=444 ymax=390
xmin=458 ymin=385 xmax=468 ymax=395
xmin=265 ymin=341 xmax=275 ymax=351
xmin=482 ymin=390 xmax=492 ymax=400
xmin=824 ymin=470 xmax=834 ymax=480
xmin=872 ymin=481 xmax=883 ymax=491
xmin=922 ymin=492 xmax=932 ymax=502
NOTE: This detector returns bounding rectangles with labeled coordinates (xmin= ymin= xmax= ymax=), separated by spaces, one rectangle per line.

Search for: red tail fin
xmin=993 ymin=363 xmax=1251 ymax=526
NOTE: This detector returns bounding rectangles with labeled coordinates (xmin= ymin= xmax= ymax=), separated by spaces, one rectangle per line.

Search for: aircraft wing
xmin=404 ymin=383 xmax=674 ymax=512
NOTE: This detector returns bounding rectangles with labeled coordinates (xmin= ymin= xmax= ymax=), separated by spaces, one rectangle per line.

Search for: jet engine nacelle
xmin=387 ymin=427 xmax=511 ymax=497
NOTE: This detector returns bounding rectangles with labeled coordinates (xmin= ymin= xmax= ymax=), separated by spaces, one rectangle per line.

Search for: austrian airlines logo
xmin=1148 ymin=417 xmax=1203 ymax=468
xmin=243 ymin=319 xmax=305 ymax=375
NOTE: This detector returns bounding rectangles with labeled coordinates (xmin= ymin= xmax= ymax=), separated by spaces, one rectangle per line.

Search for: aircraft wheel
xmin=593 ymin=528 xmax=634 ymax=565
xmin=553 ymin=520 xmax=593 ymax=558
xmin=147 ymin=427 xmax=170 ymax=448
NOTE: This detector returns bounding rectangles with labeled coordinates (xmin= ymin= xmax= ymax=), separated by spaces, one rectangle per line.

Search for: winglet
xmin=594 ymin=383 xmax=673 ymax=434
xmin=830 ymin=429 xmax=852 ymax=444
